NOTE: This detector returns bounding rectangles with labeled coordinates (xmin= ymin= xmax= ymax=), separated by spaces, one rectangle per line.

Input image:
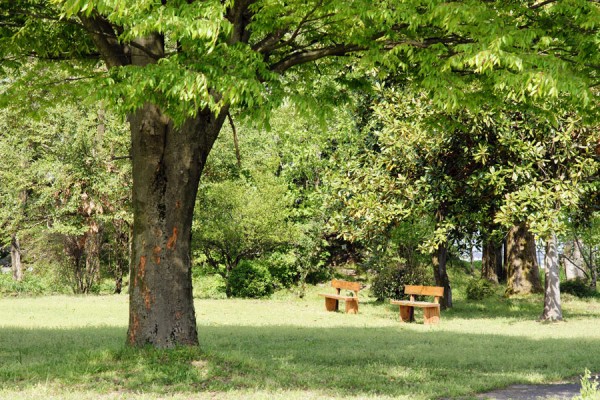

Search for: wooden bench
xmin=390 ymin=285 xmax=444 ymax=325
xmin=319 ymin=279 xmax=361 ymax=314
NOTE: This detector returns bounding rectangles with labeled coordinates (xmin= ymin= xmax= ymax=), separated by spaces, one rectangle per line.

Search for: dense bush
xmin=561 ymin=279 xmax=597 ymax=298
xmin=465 ymin=278 xmax=496 ymax=300
xmin=264 ymin=251 xmax=298 ymax=289
xmin=228 ymin=260 xmax=274 ymax=298
xmin=370 ymin=263 xmax=430 ymax=301
xmin=0 ymin=273 xmax=53 ymax=296
xmin=192 ymin=274 xmax=227 ymax=299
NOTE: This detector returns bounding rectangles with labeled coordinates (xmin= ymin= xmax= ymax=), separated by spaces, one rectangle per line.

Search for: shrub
xmin=193 ymin=274 xmax=227 ymax=299
xmin=573 ymin=369 xmax=600 ymax=400
xmin=264 ymin=251 xmax=298 ymax=289
xmin=561 ymin=278 xmax=597 ymax=298
xmin=228 ymin=260 xmax=274 ymax=298
xmin=465 ymin=279 xmax=495 ymax=301
xmin=0 ymin=273 xmax=52 ymax=296
xmin=370 ymin=263 xmax=430 ymax=301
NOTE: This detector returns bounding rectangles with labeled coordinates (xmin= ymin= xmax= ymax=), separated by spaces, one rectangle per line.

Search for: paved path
xmin=475 ymin=373 xmax=599 ymax=400
xmin=476 ymin=382 xmax=581 ymax=399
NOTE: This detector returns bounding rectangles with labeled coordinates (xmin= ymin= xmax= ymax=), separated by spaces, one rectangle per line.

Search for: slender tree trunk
xmin=83 ymin=223 xmax=102 ymax=293
xmin=540 ymin=233 xmax=562 ymax=321
xmin=481 ymin=238 xmax=501 ymax=283
xmin=432 ymin=243 xmax=452 ymax=309
xmin=469 ymin=240 xmax=474 ymax=275
xmin=506 ymin=222 xmax=543 ymax=295
xmin=11 ymin=234 xmax=23 ymax=282
xmin=500 ymin=237 xmax=508 ymax=283
xmin=496 ymin=243 xmax=505 ymax=283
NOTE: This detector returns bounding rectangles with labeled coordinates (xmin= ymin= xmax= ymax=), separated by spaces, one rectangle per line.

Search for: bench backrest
xmin=404 ymin=285 xmax=444 ymax=303
xmin=331 ymin=279 xmax=360 ymax=297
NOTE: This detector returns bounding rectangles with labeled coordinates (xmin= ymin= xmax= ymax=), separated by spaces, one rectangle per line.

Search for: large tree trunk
xmin=127 ymin=103 xmax=228 ymax=347
xmin=432 ymin=243 xmax=452 ymax=309
xmin=506 ymin=223 xmax=543 ymax=295
xmin=481 ymin=238 xmax=502 ymax=283
xmin=125 ymin=34 xmax=228 ymax=347
xmin=540 ymin=233 xmax=562 ymax=321
xmin=11 ymin=234 xmax=23 ymax=282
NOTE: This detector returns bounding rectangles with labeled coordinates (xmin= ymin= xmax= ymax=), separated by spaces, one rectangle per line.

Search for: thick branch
xmin=270 ymin=43 xmax=365 ymax=73
xmin=79 ymin=13 xmax=129 ymax=68
xmin=529 ymin=0 xmax=557 ymax=9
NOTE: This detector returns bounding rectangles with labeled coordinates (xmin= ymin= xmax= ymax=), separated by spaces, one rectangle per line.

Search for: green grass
xmin=1 ymin=282 xmax=600 ymax=399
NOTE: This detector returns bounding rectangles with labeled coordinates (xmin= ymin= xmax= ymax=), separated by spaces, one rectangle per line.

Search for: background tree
xmin=193 ymin=173 xmax=296 ymax=297
xmin=0 ymin=77 xmax=131 ymax=293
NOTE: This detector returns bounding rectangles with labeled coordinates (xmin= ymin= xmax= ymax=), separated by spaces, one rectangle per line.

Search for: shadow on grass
xmin=1 ymin=324 xmax=600 ymax=399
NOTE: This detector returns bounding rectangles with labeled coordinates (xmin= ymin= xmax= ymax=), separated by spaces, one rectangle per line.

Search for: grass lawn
xmin=1 ymin=280 xmax=600 ymax=399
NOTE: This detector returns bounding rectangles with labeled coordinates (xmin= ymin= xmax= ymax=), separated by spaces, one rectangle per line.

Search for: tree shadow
xmin=2 ymin=324 xmax=600 ymax=399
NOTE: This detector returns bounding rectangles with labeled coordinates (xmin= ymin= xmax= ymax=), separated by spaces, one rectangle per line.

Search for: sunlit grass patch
xmin=0 ymin=284 xmax=599 ymax=399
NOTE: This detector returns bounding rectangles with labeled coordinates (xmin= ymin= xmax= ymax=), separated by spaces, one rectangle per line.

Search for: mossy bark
xmin=506 ymin=223 xmax=543 ymax=295
xmin=432 ymin=243 xmax=452 ymax=309
xmin=481 ymin=238 xmax=502 ymax=284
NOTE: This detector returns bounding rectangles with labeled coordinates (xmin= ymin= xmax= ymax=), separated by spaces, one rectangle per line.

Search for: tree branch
xmin=227 ymin=112 xmax=242 ymax=168
xmin=269 ymin=43 xmax=365 ymax=73
xmin=78 ymin=12 xmax=129 ymax=68
xmin=529 ymin=0 xmax=557 ymax=9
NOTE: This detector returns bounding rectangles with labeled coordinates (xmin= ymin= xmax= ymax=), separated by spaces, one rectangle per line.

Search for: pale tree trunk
xmin=469 ymin=247 xmax=474 ymax=275
xmin=432 ymin=243 xmax=452 ymax=309
xmin=481 ymin=238 xmax=501 ymax=283
xmin=563 ymin=240 xmax=586 ymax=280
xmin=506 ymin=222 xmax=543 ymax=295
xmin=84 ymin=222 xmax=102 ymax=292
xmin=540 ymin=233 xmax=562 ymax=321
xmin=11 ymin=234 xmax=23 ymax=282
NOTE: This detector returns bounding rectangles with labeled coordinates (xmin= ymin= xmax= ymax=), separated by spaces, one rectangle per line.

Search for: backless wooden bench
xmin=319 ymin=279 xmax=361 ymax=314
xmin=390 ymin=285 xmax=444 ymax=325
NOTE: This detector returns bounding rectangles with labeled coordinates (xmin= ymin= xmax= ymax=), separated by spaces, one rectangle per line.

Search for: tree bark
xmin=84 ymin=222 xmax=102 ymax=292
xmin=481 ymin=238 xmax=501 ymax=283
xmin=11 ymin=234 xmax=23 ymax=282
xmin=506 ymin=222 xmax=543 ymax=295
xmin=496 ymin=241 xmax=505 ymax=283
xmin=432 ymin=243 xmax=452 ymax=309
xmin=501 ymin=236 xmax=508 ymax=283
xmin=127 ymin=103 xmax=228 ymax=347
xmin=540 ymin=233 xmax=562 ymax=321
xmin=123 ymin=33 xmax=226 ymax=347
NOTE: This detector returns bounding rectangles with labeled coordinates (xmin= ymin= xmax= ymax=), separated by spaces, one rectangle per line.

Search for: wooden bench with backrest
xmin=318 ymin=279 xmax=361 ymax=314
xmin=390 ymin=285 xmax=444 ymax=325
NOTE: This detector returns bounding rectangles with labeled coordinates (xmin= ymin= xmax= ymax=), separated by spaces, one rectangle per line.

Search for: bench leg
xmin=399 ymin=305 xmax=414 ymax=322
xmin=325 ymin=297 xmax=339 ymax=312
xmin=423 ymin=307 xmax=440 ymax=325
xmin=345 ymin=299 xmax=358 ymax=314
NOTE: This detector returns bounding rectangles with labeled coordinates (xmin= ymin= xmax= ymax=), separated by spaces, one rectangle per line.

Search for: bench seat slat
xmin=390 ymin=300 xmax=440 ymax=308
xmin=318 ymin=294 xmax=357 ymax=301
